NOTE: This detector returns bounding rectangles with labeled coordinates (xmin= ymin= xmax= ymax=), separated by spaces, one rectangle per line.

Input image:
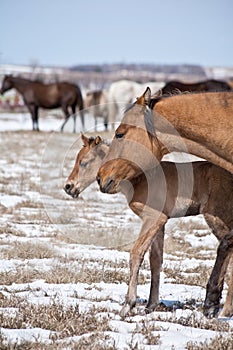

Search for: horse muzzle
xmin=96 ymin=174 xmax=117 ymax=194
xmin=64 ymin=183 xmax=80 ymax=198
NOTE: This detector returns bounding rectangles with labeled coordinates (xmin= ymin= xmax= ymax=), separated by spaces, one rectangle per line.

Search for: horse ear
xmin=81 ymin=133 xmax=89 ymax=146
xmin=136 ymin=87 xmax=151 ymax=106
xmin=151 ymin=89 xmax=162 ymax=98
xmin=94 ymin=136 xmax=102 ymax=145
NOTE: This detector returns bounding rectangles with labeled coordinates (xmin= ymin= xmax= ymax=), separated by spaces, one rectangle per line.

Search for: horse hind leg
xmin=220 ymin=235 xmax=233 ymax=317
xmin=204 ymin=231 xmax=233 ymax=318
xmin=79 ymin=109 xmax=85 ymax=131
xmin=60 ymin=105 xmax=70 ymax=132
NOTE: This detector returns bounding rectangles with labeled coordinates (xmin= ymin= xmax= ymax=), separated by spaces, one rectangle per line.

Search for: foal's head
xmin=64 ymin=134 xmax=108 ymax=198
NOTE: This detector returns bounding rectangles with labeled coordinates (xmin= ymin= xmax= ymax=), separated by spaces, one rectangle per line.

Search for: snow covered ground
xmin=0 ymin=111 xmax=232 ymax=349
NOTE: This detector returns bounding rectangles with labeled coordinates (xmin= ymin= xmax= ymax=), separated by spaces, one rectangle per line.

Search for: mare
xmin=107 ymin=80 xmax=164 ymax=128
xmin=64 ymin=134 xmax=233 ymax=318
xmin=161 ymin=79 xmax=231 ymax=95
xmin=84 ymin=90 xmax=108 ymax=130
xmin=0 ymin=75 xmax=84 ymax=132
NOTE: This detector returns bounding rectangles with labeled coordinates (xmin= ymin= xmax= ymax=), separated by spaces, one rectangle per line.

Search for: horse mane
xmin=9 ymin=75 xmax=44 ymax=84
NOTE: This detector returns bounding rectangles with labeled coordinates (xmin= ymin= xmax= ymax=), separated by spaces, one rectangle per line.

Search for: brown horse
xmin=64 ymin=134 xmax=233 ymax=318
xmin=161 ymin=79 xmax=231 ymax=95
xmin=84 ymin=90 xmax=108 ymax=130
xmin=0 ymin=75 xmax=84 ymax=132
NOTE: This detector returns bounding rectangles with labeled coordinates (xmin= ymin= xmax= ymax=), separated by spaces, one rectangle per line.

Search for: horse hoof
xmin=145 ymin=305 xmax=155 ymax=314
xmin=203 ymin=306 xmax=219 ymax=319
xmin=120 ymin=304 xmax=131 ymax=318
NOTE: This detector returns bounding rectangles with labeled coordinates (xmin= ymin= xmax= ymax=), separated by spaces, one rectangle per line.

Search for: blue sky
xmin=1 ymin=0 xmax=233 ymax=67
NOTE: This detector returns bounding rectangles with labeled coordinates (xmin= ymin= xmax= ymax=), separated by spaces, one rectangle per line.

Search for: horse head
xmin=97 ymin=87 xmax=166 ymax=194
xmin=64 ymin=134 xmax=107 ymax=198
xmin=0 ymin=75 xmax=14 ymax=95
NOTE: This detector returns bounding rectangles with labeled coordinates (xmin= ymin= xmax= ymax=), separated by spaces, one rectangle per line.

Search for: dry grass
xmin=0 ymin=302 xmax=110 ymax=339
xmin=163 ymin=264 xmax=213 ymax=288
xmin=0 ymin=269 xmax=43 ymax=286
xmin=0 ymin=225 xmax=26 ymax=237
xmin=186 ymin=334 xmax=233 ymax=350
xmin=1 ymin=241 xmax=55 ymax=259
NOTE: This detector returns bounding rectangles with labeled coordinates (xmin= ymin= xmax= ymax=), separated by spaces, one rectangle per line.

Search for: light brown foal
xmin=64 ymin=135 xmax=233 ymax=318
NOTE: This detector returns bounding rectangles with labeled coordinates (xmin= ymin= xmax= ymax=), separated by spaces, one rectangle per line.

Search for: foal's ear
xmin=81 ymin=133 xmax=90 ymax=146
xmin=136 ymin=87 xmax=151 ymax=106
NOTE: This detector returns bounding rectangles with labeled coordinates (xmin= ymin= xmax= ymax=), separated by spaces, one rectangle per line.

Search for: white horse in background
xmin=107 ymin=80 xmax=164 ymax=128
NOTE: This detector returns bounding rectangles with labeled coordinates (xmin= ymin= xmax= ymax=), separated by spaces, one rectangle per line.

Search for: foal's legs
xmin=120 ymin=206 xmax=167 ymax=317
xmin=204 ymin=231 xmax=233 ymax=318
xmin=145 ymin=226 xmax=165 ymax=313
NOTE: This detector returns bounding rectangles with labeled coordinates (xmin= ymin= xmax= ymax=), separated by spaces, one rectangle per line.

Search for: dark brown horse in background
xmin=161 ymin=79 xmax=231 ymax=95
xmin=0 ymin=75 xmax=84 ymax=132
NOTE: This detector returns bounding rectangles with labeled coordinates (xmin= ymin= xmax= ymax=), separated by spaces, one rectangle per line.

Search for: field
xmin=0 ymin=112 xmax=233 ymax=349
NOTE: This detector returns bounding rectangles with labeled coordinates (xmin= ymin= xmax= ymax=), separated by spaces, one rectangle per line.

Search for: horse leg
xmin=108 ymin=101 xmax=117 ymax=130
xmin=27 ymin=104 xmax=39 ymax=131
xmin=34 ymin=106 xmax=39 ymax=131
xmin=103 ymin=114 xmax=108 ymax=130
xmin=79 ymin=109 xmax=85 ymax=131
xmin=145 ymin=226 xmax=165 ymax=313
xmin=120 ymin=205 xmax=167 ymax=317
xmin=60 ymin=105 xmax=70 ymax=132
xmin=204 ymin=231 xmax=233 ymax=318
xmin=220 ymin=255 xmax=233 ymax=317
xmin=203 ymin=214 xmax=231 ymax=317
xmin=71 ymin=105 xmax=76 ymax=133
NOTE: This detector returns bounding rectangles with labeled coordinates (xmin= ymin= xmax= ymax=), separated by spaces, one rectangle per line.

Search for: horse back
xmin=130 ymin=160 xmax=233 ymax=223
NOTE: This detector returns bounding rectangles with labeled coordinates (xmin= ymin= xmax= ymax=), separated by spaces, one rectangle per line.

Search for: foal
xmin=64 ymin=135 xmax=233 ymax=318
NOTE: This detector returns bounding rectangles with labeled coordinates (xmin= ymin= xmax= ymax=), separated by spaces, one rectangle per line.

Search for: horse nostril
xmin=96 ymin=175 xmax=100 ymax=186
xmin=64 ymin=183 xmax=73 ymax=193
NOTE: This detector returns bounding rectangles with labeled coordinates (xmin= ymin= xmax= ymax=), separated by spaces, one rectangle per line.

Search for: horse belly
xmin=38 ymin=86 xmax=60 ymax=109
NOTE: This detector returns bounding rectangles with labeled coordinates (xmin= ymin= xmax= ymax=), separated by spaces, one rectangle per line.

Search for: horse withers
xmin=0 ymin=75 xmax=84 ymax=132
xmin=64 ymin=134 xmax=233 ymax=318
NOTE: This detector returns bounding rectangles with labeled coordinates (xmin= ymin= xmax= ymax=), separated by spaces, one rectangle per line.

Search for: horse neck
xmin=10 ymin=77 xmax=31 ymax=94
xmin=152 ymin=93 xmax=233 ymax=174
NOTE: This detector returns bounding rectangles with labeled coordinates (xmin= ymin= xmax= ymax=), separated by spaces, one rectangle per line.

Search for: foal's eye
xmin=115 ymin=132 xmax=124 ymax=139
xmin=80 ymin=161 xmax=88 ymax=168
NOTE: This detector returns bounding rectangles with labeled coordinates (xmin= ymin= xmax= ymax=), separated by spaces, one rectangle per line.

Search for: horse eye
xmin=115 ymin=132 xmax=124 ymax=139
xmin=80 ymin=161 xmax=88 ymax=168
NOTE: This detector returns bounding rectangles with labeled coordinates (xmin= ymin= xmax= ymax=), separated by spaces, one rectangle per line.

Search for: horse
xmin=161 ymin=79 xmax=232 ymax=95
xmin=107 ymin=80 xmax=164 ymax=128
xmin=84 ymin=90 xmax=108 ymax=130
xmin=0 ymin=75 xmax=84 ymax=132
xmin=64 ymin=134 xmax=233 ymax=318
